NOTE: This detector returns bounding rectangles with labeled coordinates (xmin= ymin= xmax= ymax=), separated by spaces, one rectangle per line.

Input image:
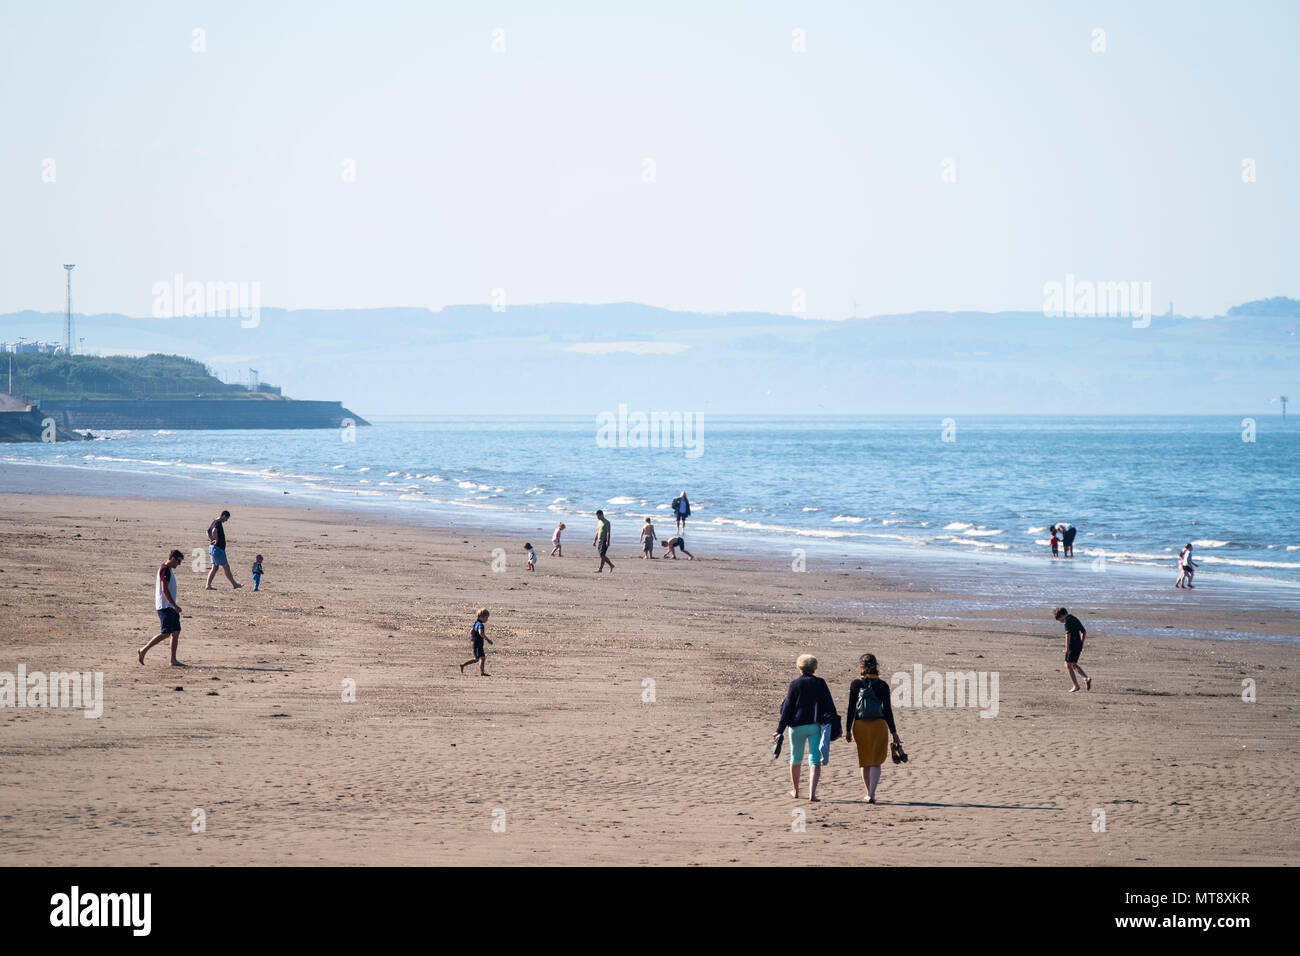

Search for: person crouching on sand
xmin=550 ymin=522 xmax=565 ymax=557
xmin=845 ymin=653 xmax=902 ymax=803
xmin=660 ymin=536 xmax=693 ymax=559
xmin=772 ymin=654 xmax=838 ymax=802
xmin=139 ymin=550 xmax=186 ymax=667
xmin=1054 ymin=606 xmax=1091 ymax=692
xmin=459 ymin=608 xmax=493 ymax=676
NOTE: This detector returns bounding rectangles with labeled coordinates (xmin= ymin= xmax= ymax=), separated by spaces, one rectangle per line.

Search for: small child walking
xmin=550 ymin=522 xmax=565 ymax=557
xmin=1049 ymin=531 xmax=1059 ymax=557
xmin=251 ymin=554 xmax=265 ymax=590
xmin=459 ymin=608 xmax=493 ymax=676
xmin=640 ymin=517 xmax=657 ymax=558
xmin=524 ymin=542 xmax=537 ymax=571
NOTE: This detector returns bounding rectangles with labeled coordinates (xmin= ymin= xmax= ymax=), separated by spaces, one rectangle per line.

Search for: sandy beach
xmin=1 ymin=487 xmax=1297 ymax=866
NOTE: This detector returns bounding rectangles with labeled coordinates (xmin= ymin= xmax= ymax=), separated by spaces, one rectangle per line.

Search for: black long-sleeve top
xmin=776 ymin=674 xmax=838 ymax=735
xmin=846 ymin=677 xmax=897 ymax=735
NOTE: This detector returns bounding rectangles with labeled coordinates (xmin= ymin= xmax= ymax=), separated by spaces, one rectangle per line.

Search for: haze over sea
xmin=5 ymin=414 xmax=1296 ymax=590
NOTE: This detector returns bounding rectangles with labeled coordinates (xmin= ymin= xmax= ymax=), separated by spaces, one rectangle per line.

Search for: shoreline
xmin=5 ymin=459 xmax=1300 ymax=636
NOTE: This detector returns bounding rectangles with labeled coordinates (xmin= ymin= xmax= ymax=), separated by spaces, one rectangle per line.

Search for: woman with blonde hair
xmin=772 ymin=654 xmax=838 ymax=801
xmin=845 ymin=653 xmax=902 ymax=803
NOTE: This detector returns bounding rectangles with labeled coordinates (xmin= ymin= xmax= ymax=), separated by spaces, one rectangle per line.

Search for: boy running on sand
xmin=459 ymin=609 xmax=493 ymax=676
xmin=139 ymin=550 xmax=186 ymax=667
xmin=1054 ymin=606 xmax=1091 ymax=693
xmin=550 ymin=522 xmax=565 ymax=557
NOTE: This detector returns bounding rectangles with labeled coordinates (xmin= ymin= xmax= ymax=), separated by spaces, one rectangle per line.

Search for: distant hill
xmin=2 ymin=300 xmax=1296 ymax=414
xmin=1227 ymin=297 xmax=1300 ymax=317
xmin=3 ymin=352 xmax=269 ymax=401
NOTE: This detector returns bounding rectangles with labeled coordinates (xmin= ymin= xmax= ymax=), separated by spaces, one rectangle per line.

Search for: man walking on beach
xmin=139 ymin=549 xmax=186 ymax=667
xmin=205 ymin=509 xmax=241 ymax=590
xmin=1054 ymin=606 xmax=1091 ymax=693
xmin=593 ymin=509 xmax=615 ymax=573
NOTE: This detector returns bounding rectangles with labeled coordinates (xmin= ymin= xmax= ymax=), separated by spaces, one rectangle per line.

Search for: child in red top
xmin=1050 ymin=531 xmax=1060 ymax=557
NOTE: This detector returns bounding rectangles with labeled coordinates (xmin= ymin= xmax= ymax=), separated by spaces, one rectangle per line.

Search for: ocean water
xmin=5 ymin=415 xmax=1297 ymax=588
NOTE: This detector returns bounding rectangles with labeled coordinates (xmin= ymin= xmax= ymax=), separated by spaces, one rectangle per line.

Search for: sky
xmin=2 ymin=0 xmax=1297 ymax=322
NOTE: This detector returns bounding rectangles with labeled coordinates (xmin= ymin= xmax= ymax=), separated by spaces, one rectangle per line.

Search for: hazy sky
xmin=3 ymin=0 xmax=1296 ymax=321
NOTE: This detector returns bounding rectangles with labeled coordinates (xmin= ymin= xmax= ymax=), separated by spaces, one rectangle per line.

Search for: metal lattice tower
xmin=63 ymin=264 xmax=75 ymax=354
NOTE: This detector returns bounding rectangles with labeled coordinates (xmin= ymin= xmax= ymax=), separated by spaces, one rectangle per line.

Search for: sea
xmin=4 ymin=415 xmax=1296 ymax=596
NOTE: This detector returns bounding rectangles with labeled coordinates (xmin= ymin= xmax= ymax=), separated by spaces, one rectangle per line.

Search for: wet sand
xmin=0 ymin=488 xmax=1297 ymax=865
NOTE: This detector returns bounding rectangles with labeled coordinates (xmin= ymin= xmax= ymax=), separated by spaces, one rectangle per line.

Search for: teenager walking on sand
xmin=845 ymin=653 xmax=903 ymax=803
xmin=1054 ymin=607 xmax=1092 ymax=692
xmin=205 ymin=510 xmax=241 ymax=590
xmin=772 ymin=654 xmax=838 ymax=802
xmin=139 ymin=549 xmax=186 ymax=667
xmin=593 ymin=510 xmax=615 ymax=573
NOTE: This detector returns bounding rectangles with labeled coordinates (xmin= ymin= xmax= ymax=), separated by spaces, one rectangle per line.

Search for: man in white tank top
xmin=140 ymin=549 xmax=186 ymax=666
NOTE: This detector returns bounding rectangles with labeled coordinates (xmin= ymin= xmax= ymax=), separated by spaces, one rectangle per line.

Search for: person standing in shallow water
xmin=845 ymin=653 xmax=902 ymax=804
xmin=672 ymin=491 xmax=691 ymax=533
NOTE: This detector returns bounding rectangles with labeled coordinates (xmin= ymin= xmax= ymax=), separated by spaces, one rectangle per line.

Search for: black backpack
xmin=855 ymin=679 xmax=885 ymax=721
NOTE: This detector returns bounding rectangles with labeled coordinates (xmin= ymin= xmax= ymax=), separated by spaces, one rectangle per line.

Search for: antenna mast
xmin=63 ymin=264 xmax=76 ymax=354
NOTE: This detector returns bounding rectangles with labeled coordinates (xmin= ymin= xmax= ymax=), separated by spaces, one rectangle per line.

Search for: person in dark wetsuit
xmin=845 ymin=653 xmax=902 ymax=803
xmin=1054 ymin=606 xmax=1091 ymax=692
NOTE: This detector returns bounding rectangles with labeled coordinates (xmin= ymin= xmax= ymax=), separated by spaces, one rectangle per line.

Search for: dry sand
xmin=1 ymin=491 xmax=1297 ymax=865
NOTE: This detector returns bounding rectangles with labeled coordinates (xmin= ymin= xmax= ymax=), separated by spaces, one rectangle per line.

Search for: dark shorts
xmin=598 ymin=541 xmax=609 ymax=557
xmin=642 ymin=538 xmax=653 ymax=552
xmin=1066 ymin=638 xmax=1083 ymax=663
xmin=1063 ymin=529 xmax=1077 ymax=546
xmin=472 ymin=639 xmax=485 ymax=659
xmin=157 ymin=607 xmax=181 ymax=633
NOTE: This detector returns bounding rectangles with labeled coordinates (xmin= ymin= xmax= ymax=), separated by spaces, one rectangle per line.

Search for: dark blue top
xmin=776 ymin=674 xmax=837 ymax=734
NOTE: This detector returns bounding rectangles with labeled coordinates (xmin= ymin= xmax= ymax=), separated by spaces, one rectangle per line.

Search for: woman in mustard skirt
xmin=845 ymin=653 xmax=902 ymax=803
